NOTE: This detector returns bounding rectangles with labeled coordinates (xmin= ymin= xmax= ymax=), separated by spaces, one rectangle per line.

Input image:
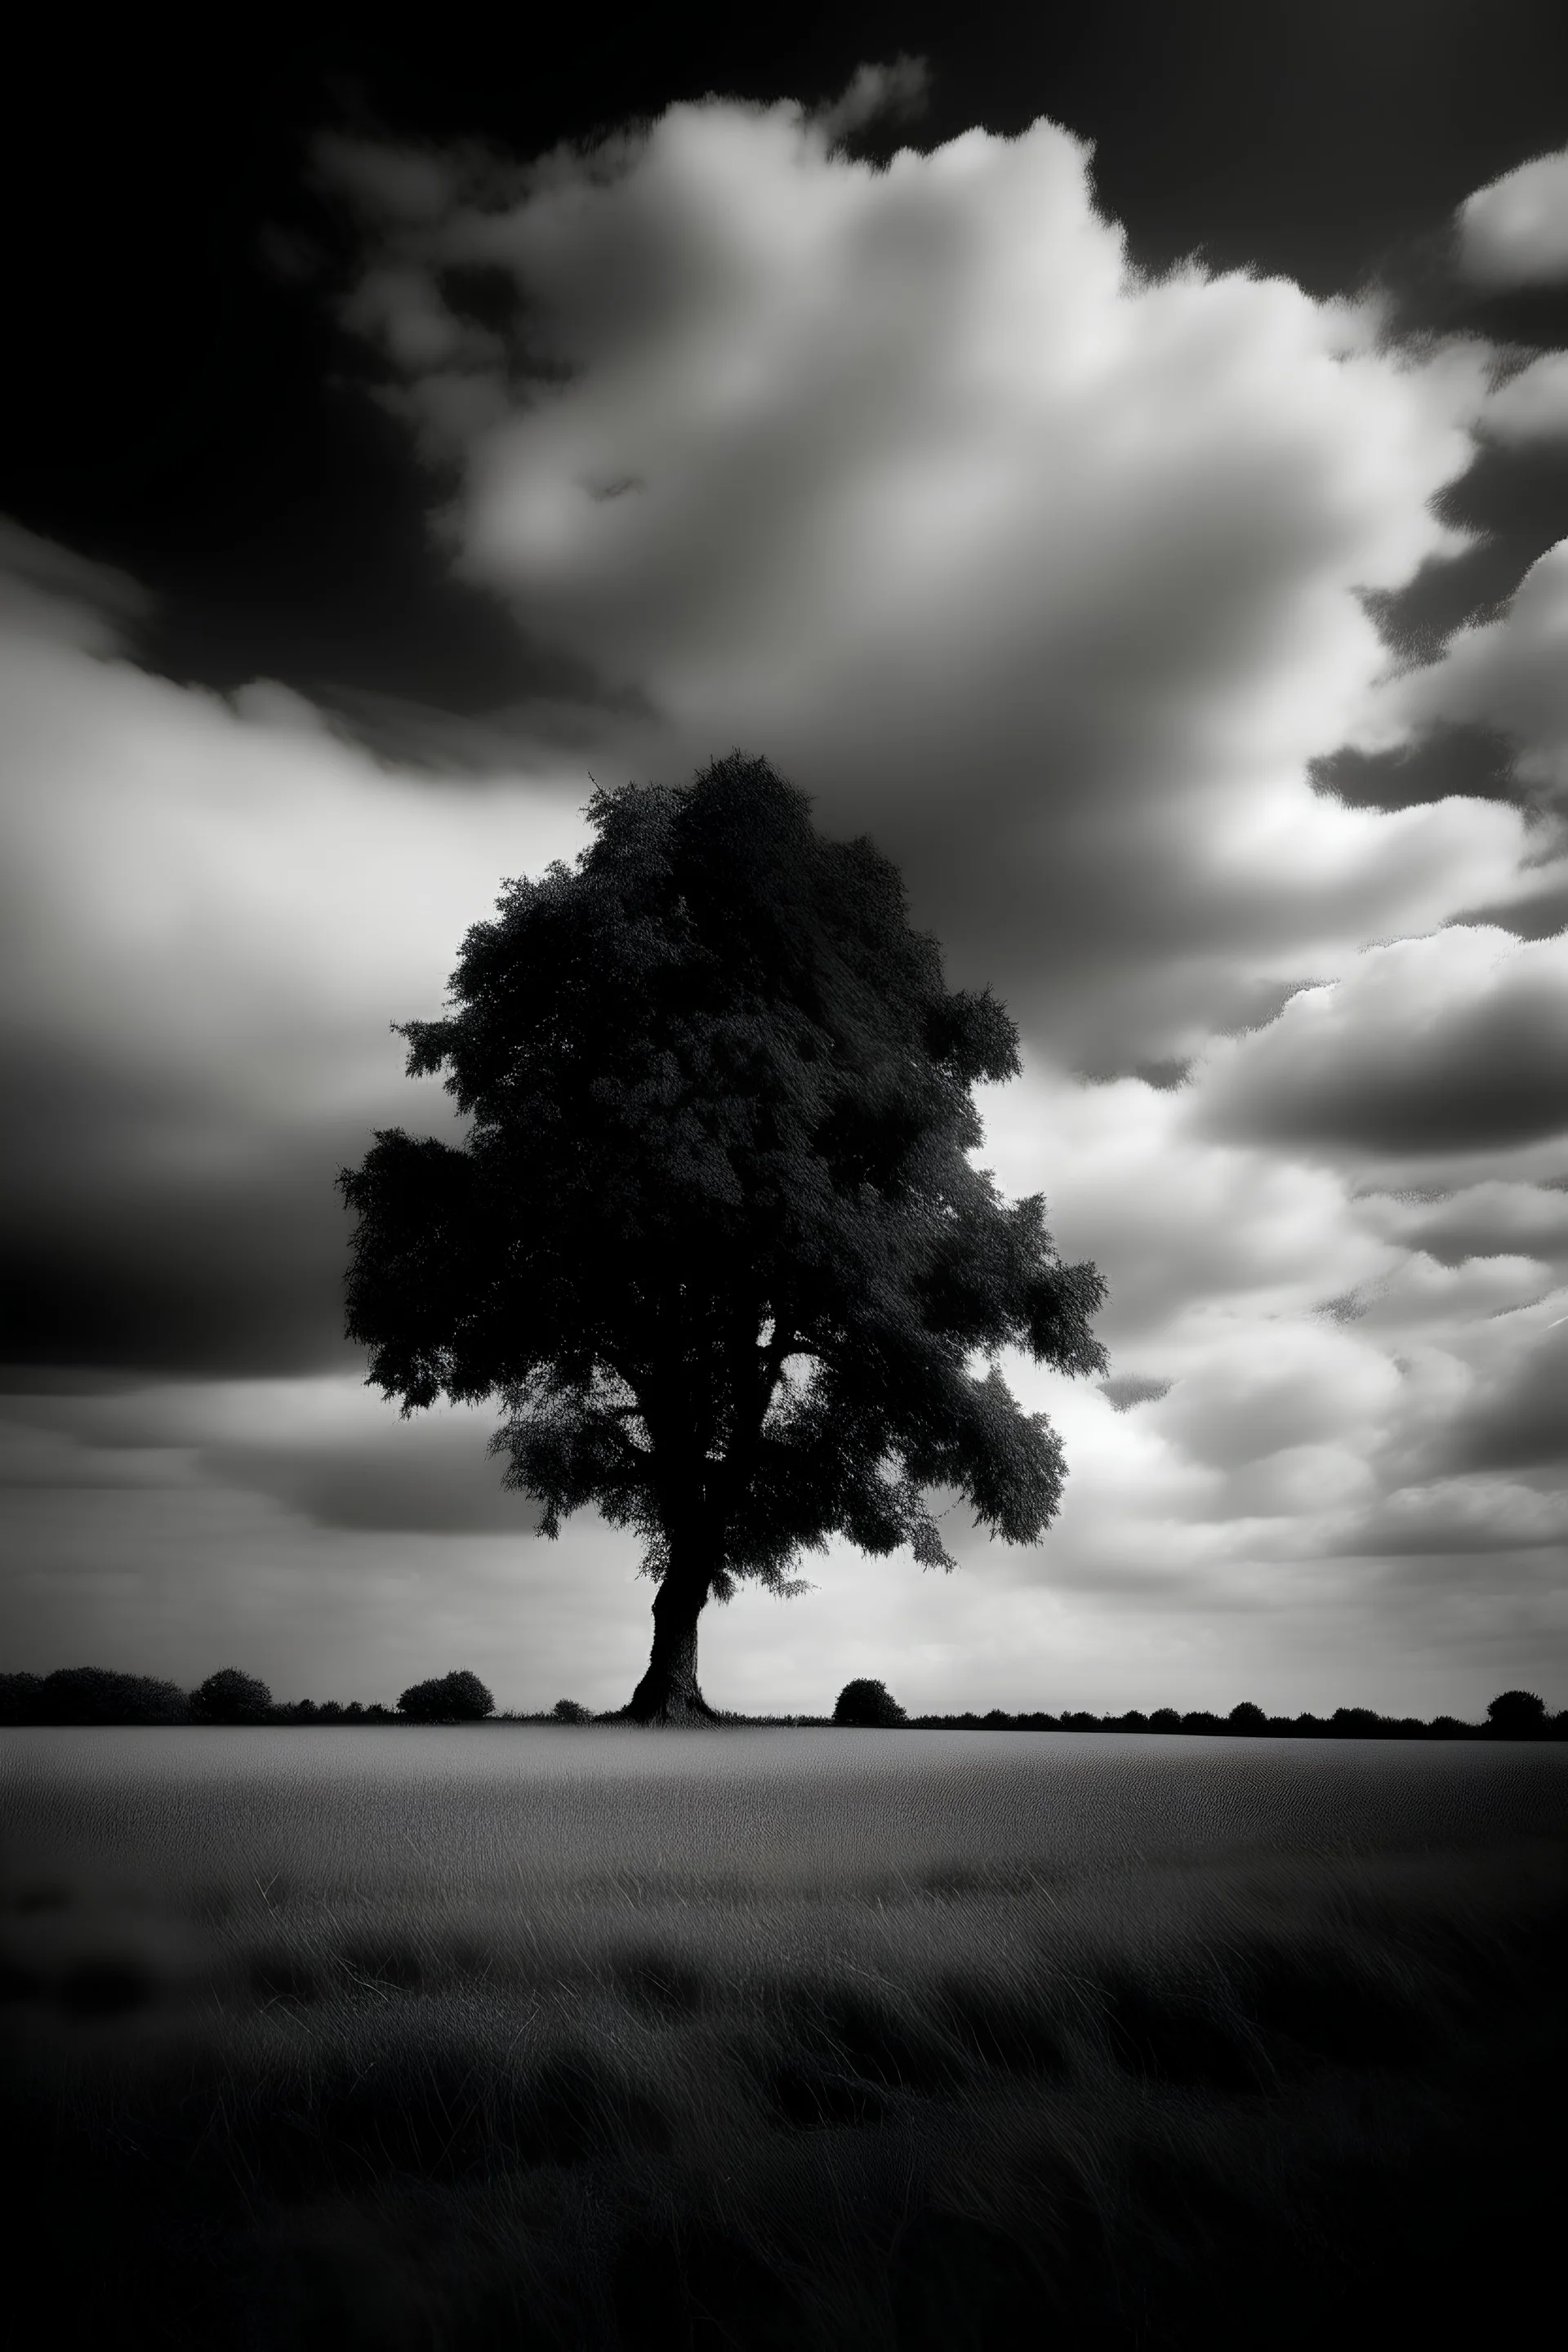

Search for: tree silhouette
xmin=397 ymin=1670 xmax=494 ymax=1723
xmin=1486 ymin=1690 xmax=1548 ymax=1737
xmin=339 ymin=753 xmax=1107 ymax=1724
xmin=833 ymin=1677 xmax=909 ymax=1726
xmin=190 ymin=1668 xmax=273 ymax=1725
xmin=0 ymin=1668 xmax=192 ymax=1725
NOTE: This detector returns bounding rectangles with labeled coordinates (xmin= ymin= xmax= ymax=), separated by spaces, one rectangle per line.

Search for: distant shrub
xmin=190 ymin=1668 xmax=274 ymax=1725
xmin=1486 ymin=1690 xmax=1548 ymax=1737
xmin=1227 ymin=1702 xmax=1267 ymax=1731
xmin=397 ymin=1670 xmax=493 ymax=1724
xmin=551 ymin=1699 xmax=592 ymax=1722
xmin=1148 ymin=1708 xmax=1182 ymax=1731
xmin=832 ymin=1677 xmax=908 ymax=1727
xmin=1330 ymin=1707 xmax=1384 ymax=1736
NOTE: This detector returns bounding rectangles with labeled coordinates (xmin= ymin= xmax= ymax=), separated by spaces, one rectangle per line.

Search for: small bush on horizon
xmin=551 ymin=1699 xmax=592 ymax=1722
xmin=397 ymin=1670 xmax=494 ymax=1724
xmin=832 ymin=1677 xmax=908 ymax=1727
xmin=190 ymin=1668 xmax=274 ymax=1725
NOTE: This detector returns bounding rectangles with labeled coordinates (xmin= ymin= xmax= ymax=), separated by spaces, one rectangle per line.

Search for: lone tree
xmin=339 ymin=753 xmax=1107 ymax=1726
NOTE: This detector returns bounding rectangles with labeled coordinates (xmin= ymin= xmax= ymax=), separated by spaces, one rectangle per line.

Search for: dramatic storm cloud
xmin=2 ymin=73 xmax=1564 ymax=1715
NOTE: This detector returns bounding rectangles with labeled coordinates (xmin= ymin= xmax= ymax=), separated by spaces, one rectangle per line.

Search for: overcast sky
xmin=3 ymin=9 xmax=1566 ymax=1719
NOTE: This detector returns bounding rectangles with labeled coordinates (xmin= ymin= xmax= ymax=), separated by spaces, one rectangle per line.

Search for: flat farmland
xmin=3 ymin=1728 xmax=1564 ymax=2349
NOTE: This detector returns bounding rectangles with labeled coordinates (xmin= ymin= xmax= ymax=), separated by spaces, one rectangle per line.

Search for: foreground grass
xmin=2 ymin=1813 xmax=1564 ymax=2350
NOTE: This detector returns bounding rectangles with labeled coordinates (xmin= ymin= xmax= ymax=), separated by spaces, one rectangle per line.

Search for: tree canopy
xmin=338 ymin=751 xmax=1107 ymax=1721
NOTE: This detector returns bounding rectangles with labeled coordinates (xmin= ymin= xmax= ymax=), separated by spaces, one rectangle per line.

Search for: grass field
xmin=2 ymin=1728 xmax=1564 ymax=2349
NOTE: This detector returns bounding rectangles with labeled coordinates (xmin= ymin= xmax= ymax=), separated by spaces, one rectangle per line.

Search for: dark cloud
xmin=1450 ymin=875 xmax=1568 ymax=940
xmin=1310 ymin=720 xmax=1521 ymax=813
xmin=1351 ymin=440 xmax=1568 ymax=679
xmin=812 ymin=56 xmax=932 ymax=155
xmin=312 ymin=677 xmax=656 ymax=776
xmin=1322 ymin=1475 xmax=1568 ymax=1555
xmin=1357 ymin=1180 xmax=1568 ymax=1269
xmin=0 ymin=1041 xmax=370 ymax=1380
xmin=0 ymin=517 xmax=158 ymax=657
xmin=1098 ymin=1375 xmax=1173 ymax=1412
xmin=200 ymin=1422 xmax=546 ymax=1534
xmin=1445 ymin=1320 xmax=1568 ymax=1470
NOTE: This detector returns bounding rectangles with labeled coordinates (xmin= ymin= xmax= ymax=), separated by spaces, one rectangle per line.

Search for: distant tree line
xmin=826 ymin=1679 xmax=1565 ymax=1737
xmin=0 ymin=1668 xmax=1561 ymax=1739
xmin=0 ymin=1665 xmax=493 ymax=1726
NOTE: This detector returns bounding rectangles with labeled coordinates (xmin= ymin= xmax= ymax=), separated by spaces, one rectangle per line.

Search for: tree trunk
xmin=613 ymin=1558 xmax=725 ymax=1726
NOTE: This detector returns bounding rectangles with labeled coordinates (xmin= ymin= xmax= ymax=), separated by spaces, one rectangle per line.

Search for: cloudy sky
xmin=4 ymin=8 xmax=1566 ymax=1719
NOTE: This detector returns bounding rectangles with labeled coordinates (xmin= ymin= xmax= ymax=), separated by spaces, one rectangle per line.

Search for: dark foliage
xmin=1486 ymin=1690 xmax=1548 ymax=1736
xmin=396 ymin=1669 xmax=494 ymax=1723
xmin=190 ymin=1668 xmax=274 ymax=1725
xmin=3 ymin=1669 xmax=1559 ymax=1736
xmin=337 ymin=751 xmax=1107 ymax=1722
xmin=0 ymin=1667 xmax=193 ymax=1725
xmin=0 ymin=1671 xmax=42 ymax=1724
xmin=831 ymin=1676 xmax=908 ymax=1726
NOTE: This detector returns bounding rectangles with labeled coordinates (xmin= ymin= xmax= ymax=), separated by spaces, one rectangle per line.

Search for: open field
xmin=2 ymin=1728 xmax=1565 ymax=2348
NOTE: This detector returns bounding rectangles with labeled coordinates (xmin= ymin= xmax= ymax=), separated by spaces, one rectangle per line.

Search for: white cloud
xmin=0 ymin=546 xmax=604 ymax=1381
xmin=1481 ymin=351 xmax=1568 ymax=446
xmin=0 ymin=629 xmax=594 ymax=1132
xmin=1456 ymin=146 xmax=1568 ymax=288
xmin=314 ymin=100 xmax=1531 ymax=1075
